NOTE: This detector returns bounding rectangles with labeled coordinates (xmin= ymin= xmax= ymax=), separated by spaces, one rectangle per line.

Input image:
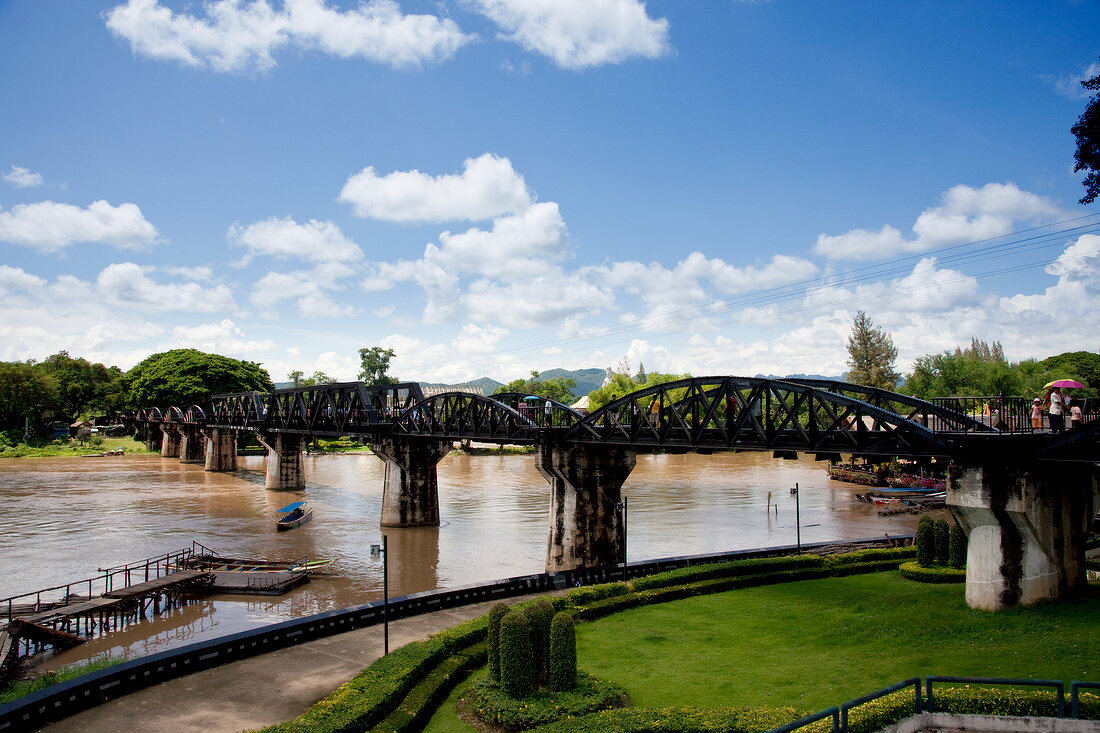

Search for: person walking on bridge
xmin=1048 ymin=388 xmax=1066 ymax=433
xmin=1031 ymin=398 xmax=1043 ymax=430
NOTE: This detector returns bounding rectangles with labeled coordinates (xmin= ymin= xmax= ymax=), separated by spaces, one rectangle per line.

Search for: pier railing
xmin=1 ymin=545 xmax=201 ymax=623
xmin=930 ymin=395 xmax=1097 ymax=434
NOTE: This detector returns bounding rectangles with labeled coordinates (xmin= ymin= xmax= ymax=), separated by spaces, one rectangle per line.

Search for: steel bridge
xmin=133 ymin=376 xmax=1097 ymax=461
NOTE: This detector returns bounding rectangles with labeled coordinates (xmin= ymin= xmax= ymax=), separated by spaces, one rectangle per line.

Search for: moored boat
xmin=275 ymin=501 xmax=313 ymax=530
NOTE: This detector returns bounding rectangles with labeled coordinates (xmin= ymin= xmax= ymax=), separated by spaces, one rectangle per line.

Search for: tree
xmin=0 ymin=361 xmax=57 ymax=432
xmin=358 ymin=346 xmax=398 ymax=386
xmin=1072 ymin=59 xmax=1100 ymax=204
xmin=287 ymin=370 xmax=304 ymax=387
xmin=845 ymin=311 xmax=899 ymax=390
xmin=493 ymin=371 xmax=578 ymax=404
xmin=35 ymin=351 xmax=122 ymax=419
xmin=586 ymin=371 xmax=688 ymax=411
xmin=123 ymin=349 xmax=274 ymax=407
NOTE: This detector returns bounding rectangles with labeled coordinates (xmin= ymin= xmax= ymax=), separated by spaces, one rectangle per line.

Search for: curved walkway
xmin=42 ymin=594 xmax=543 ymax=733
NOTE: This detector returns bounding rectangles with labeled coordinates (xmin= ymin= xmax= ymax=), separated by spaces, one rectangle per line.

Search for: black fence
xmin=930 ymin=395 xmax=1098 ymax=434
xmin=0 ymin=536 xmax=904 ymax=732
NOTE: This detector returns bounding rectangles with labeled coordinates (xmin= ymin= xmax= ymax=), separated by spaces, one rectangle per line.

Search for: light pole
xmin=616 ymin=497 xmax=628 ymax=581
xmin=791 ymin=483 xmax=800 ymax=554
xmin=371 ymin=535 xmax=389 ymax=654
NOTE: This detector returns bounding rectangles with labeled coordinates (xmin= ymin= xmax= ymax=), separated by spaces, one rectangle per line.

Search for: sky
xmin=2 ymin=0 xmax=1099 ymax=386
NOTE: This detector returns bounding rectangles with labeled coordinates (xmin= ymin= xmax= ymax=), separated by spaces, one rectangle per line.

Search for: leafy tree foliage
xmin=587 ymin=371 xmax=688 ymax=411
xmin=845 ymin=311 xmax=899 ymax=389
xmin=358 ymin=346 xmax=398 ymax=386
xmin=0 ymin=361 xmax=58 ymax=432
xmin=493 ymin=371 xmax=578 ymax=404
xmin=288 ymin=370 xmax=336 ymax=387
xmin=1072 ymin=59 xmax=1100 ymax=205
xmin=123 ymin=349 xmax=274 ymax=407
xmin=35 ymin=351 xmax=123 ymax=418
xmin=902 ymin=343 xmax=1099 ymax=399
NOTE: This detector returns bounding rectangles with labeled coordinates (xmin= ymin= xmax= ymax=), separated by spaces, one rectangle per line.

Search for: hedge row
xmin=366 ymin=642 xmax=487 ymax=733
xmin=899 ymin=561 xmax=966 ymax=584
xmin=532 ymin=704 xmax=810 ymax=733
xmin=259 ymin=614 xmax=489 ymax=733
xmin=462 ymin=670 xmax=627 ymax=730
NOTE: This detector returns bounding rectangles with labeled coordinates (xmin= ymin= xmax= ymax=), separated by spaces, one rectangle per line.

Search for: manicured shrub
xmin=488 ymin=602 xmax=510 ymax=682
xmin=948 ymin=523 xmax=967 ymax=568
xmin=566 ymin=581 xmax=631 ymax=605
xmin=916 ymin=519 xmax=935 ymax=568
xmin=899 ymin=561 xmax=965 ymax=583
xmin=934 ymin=519 xmax=950 ymax=566
xmin=462 ymin=670 xmax=626 ymax=730
xmin=549 ymin=612 xmax=577 ymax=691
xmin=499 ymin=609 xmax=534 ymax=698
xmin=525 ymin=599 xmax=554 ymax=685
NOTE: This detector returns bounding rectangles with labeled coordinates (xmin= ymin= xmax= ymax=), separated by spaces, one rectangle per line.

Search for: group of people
xmin=1031 ymin=387 xmax=1083 ymax=432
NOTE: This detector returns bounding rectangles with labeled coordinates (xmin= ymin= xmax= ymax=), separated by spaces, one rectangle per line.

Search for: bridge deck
xmin=21 ymin=570 xmax=212 ymax=626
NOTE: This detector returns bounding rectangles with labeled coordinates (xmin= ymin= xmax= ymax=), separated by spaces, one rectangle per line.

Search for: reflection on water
xmin=0 ymin=450 xmax=938 ymax=668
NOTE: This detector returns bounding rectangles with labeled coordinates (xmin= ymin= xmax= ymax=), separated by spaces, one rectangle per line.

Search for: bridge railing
xmin=930 ymin=396 xmax=1098 ymax=433
xmin=1 ymin=547 xmax=197 ymax=622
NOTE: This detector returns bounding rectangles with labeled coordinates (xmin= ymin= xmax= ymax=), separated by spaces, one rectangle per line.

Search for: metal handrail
xmin=1072 ymin=681 xmax=1100 ymax=719
xmin=767 ymin=706 xmax=839 ymax=733
xmin=926 ymin=675 xmax=1065 ymax=718
xmin=840 ymin=677 xmax=921 ymax=730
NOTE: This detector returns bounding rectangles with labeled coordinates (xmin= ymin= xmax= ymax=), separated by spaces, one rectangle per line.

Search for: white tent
xmin=570 ymin=395 xmax=590 ymax=414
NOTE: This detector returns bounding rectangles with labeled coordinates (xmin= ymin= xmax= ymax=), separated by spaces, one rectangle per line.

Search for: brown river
xmin=0 ymin=450 xmax=938 ymax=670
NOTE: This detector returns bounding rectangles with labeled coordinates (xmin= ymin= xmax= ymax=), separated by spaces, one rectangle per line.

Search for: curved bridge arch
xmin=390 ymin=392 xmax=543 ymax=442
xmin=564 ymin=376 xmax=979 ymax=457
xmin=489 ymin=392 xmax=584 ymax=428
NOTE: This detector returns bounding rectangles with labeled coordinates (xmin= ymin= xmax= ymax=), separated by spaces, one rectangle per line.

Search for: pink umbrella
xmin=1045 ymin=379 xmax=1085 ymax=389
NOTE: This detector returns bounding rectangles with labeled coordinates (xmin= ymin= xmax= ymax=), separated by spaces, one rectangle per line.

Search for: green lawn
xmin=424 ymin=572 xmax=1100 ymax=731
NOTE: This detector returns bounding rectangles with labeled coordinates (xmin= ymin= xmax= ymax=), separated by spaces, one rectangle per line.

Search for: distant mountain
xmin=535 ymin=368 xmax=606 ymax=397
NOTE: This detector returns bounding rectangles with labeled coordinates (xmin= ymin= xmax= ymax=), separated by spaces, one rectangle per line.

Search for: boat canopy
xmin=276 ymin=501 xmax=306 ymax=513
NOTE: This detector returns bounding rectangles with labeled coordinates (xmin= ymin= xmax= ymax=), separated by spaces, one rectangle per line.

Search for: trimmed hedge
xmin=566 ymin=581 xmax=631 ymax=604
xmin=549 ymin=612 xmax=577 ymax=691
xmin=899 ymin=561 xmax=966 ymax=584
xmin=488 ymin=602 xmax=510 ymax=682
xmin=532 ymin=704 xmax=810 ymax=733
xmin=462 ymin=670 xmax=626 ymax=730
xmin=930 ymin=686 xmax=1100 ymax=719
xmin=916 ymin=520 xmax=935 ymax=567
xmin=500 ymin=609 xmax=534 ymax=698
xmin=259 ymin=614 xmax=488 ymax=733
xmin=366 ymin=642 xmax=486 ymax=733
xmin=934 ymin=519 xmax=950 ymax=566
xmin=948 ymin=524 xmax=966 ymax=568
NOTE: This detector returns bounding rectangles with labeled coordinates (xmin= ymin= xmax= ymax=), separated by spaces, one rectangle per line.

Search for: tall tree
xmin=845 ymin=311 xmax=900 ymax=390
xmin=358 ymin=346 xmax=398 ymax=386
xmin=35 ymin=351 xmax=121 ymax=419
xmin=123 ymin=349 xmax=274 ymax=407
xmin=1072 ymin=59 xmax=1100 ymax=204
xmin=287 ymin=370 xmax=304 ymax=387
xmin=0 ymin=361 xmax=58 ymax=432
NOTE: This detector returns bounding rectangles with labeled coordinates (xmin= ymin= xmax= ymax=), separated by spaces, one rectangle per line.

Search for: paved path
xmin=43 ymin=594 xmax=544 ymax=733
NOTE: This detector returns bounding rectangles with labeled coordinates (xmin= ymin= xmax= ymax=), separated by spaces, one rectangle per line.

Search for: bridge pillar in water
xmin=202 ymin=428 xmax=238 ymax=472
xmin=371 ymin=437 xmax=451 ymax=527
xmin=947 ymin=461 xmax=1097 ymax=611
xmin=140 ymin=424 xmax=159 ymax=452
xmin=538 ymin=443 xmax=636 ymax=572
xmin=258 ymin=432 xmax=306 ymax=490
xmin=160 ymin=425 xmax=180 ymax=458
xmin=178 ymin=425 xmax=205 ymax=464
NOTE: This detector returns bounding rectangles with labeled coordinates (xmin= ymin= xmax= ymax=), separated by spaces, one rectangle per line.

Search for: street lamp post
xmin=616 ymin=497 xmax=628 ymax=581
xmin=791 ymin=482 xmax=801 ymax=554
xmin=371 ymin=535 xmax=389 ymax=654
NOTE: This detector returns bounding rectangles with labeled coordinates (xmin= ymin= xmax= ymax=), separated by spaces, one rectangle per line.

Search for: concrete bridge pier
xmin=136 ymin=423 xmax=159 ymax=452
xmin=538 ymin=442 xmax=637 ymax=572
xmin=160 ymin=426 xmax=181 ymax=458
xmin=202 ymin=428 xmax=238 ymax=472
xmin=257 ymin=432 xmax=306 ymax=490
xmin=947 ymin=461 xmax=1097 ymax=611
xmin=371 ymin=437 xmax=451 ymax=527
xmin=178 ymin=425 xmax=205 ymax=464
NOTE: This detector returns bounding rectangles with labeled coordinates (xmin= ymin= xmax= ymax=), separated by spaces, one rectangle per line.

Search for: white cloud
xmin=813 ymin=183 xmax=1064 ymax=261
xmin=0 ymin=265 xmax=46 ymax=300
xmin=462 ymin=270 xmax=614 ymax=329
xmin=1000 ymin=234 xmax=1100 ymax=317
xmin=0 ymin=200 xmax=160 ymax=253
xmin=452 ymin=322 xmax=509 ymax=354
xmin=1045 ymin=61 xmax=1100 ymax=100
xmin=339 ymin=153 xmax=532 ymax=223
xmin=229 ymin=216 xmax=364 ymax=264
xmin=430 ymin=202 xmax=570 ymax=278
xmin=474 ymin=0 xmax=671 ymax=70
xmin=3 ymin=165 xmax=44 ymax=188
xmin=250 ymin=262 xmax=359 ymax=318
xmin=103 ymin=0 xmax=473 ymax=73
xmin=96 ymin=262 xmax=237 ymax=312
xmin=168 ymin=318 xmax=276 ymax=354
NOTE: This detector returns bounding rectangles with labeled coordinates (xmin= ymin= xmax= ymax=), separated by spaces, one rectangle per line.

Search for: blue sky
xmin=2 ymin=0 xmax=1099 ymax=385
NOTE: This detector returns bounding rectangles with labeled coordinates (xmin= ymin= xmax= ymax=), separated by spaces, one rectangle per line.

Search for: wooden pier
xmin=1 ymin=558 xmax=215 ymax=678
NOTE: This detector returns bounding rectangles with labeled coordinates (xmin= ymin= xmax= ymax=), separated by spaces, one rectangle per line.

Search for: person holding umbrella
xmin=1047 ymin=387 xmax=1065 ymax=433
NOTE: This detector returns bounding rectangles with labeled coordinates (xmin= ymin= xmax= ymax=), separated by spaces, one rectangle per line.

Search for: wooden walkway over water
xmin=0 ymin=569 xmax=213 ymax=677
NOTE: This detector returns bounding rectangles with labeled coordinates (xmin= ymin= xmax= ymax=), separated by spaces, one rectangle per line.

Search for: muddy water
xmin=0 ymin=450 xmax=938 ymax=668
